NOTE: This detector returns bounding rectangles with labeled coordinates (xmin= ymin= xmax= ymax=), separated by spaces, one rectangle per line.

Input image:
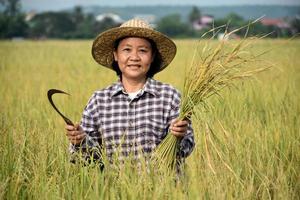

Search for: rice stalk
xmin=204 ymin=123 xmax=216 ymax=175
xmin=205 ymin=123 xmax=245 ymax=187
xmin=152 ymin=22 xmax=272 ymax=171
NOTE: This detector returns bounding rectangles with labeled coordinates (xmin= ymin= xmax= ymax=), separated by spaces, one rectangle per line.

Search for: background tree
xmin=71 ymin=13 xmax=96 ymax=38
xmin=189 ymin=6 xmax=201 ymax=24
xmin=28 ymin=12 xmax=75 ymax=38
xmin=157 ymin=14 xmax=194 ymax=37
xmin=93 ymin=17 xmax=119 ymax=37
xmin=69 ymin=6 xmax=95 ymax=38
xmin=214 ymin=13 xmax=246 ymax=36
xmin=291 ymin=17 xmax=300 ymax=35
xmin=72 ymin=6 xmax=84 ymax=24
xmin=0 ymin=0 xmax=27 ymax=38
xmin=0 ymin=0 xmax=21 ymax=16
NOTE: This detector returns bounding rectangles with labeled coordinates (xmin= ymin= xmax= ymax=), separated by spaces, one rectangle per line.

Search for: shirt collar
xmin=142 ymin=78 xmax=160 ymax=97
xmin=110 ymin=78 xmax=159 ymax=98
xmin=110 ymin=79 xmax=124 ymax=98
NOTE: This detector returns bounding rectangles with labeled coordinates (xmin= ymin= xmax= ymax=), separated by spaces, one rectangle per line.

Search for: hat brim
xmin=92 ymin=27 xmax=177 ymax=72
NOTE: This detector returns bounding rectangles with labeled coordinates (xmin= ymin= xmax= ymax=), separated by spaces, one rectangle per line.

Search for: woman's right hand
xmin=65 ymin=123 xmax=86 ymax=145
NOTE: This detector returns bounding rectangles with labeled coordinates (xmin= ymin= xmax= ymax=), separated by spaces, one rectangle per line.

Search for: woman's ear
xmin=113 ymin=51 xmax=118 ymax=62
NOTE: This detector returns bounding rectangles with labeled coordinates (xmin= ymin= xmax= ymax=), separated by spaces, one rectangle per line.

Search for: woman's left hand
xmin=170 ymin=119 xmax=188 ymax=138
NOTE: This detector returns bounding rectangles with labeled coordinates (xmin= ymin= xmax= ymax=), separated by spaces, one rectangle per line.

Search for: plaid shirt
xmin=70 ymin=78 xmax=194 ymax=162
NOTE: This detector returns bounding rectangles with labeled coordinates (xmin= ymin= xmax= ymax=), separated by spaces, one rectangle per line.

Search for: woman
xmin=65 ymin=18 xmax=195 ymax=166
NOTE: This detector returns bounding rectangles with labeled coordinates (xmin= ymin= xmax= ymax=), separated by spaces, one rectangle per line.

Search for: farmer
xmin=65 ymin=18 xmax=195 ymax=166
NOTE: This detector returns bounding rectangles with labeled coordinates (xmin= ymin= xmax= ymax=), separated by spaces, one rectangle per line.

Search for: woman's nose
xmin=129 ymin=50 xmax=140 ymax=60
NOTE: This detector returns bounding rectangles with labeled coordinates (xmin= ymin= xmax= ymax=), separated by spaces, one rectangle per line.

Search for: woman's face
xmin=113 ymin=37 xmax=154 ymax=81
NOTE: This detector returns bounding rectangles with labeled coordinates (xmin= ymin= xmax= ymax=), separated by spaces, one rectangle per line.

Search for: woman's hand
xmin=65 ymin=123 xmax=86 ymax=145
xmin=170 ymin=119 xmax=188 ymax=138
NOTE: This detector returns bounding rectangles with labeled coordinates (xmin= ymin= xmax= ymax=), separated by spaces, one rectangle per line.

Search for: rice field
xmin=0 ymin=39 xmax=299 ymax=199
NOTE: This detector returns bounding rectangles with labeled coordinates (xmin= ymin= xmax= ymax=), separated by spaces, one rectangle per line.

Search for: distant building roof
xmin=201 ymin=15 xmax=214 ymax=24
xmin=133 ymin=14 xmax=156 ymax=23
xmin=260 ymin=18 xmax=290 ymax=28
xmin=25 ymin=11 xmax=36 ymax=22
xmin=133 ymin=14 xmax=156 ymax=28
xmin=192 ymin=15 xmax=214 ymax=30
xmin=95 ymin=13 xmax=124 ymax=23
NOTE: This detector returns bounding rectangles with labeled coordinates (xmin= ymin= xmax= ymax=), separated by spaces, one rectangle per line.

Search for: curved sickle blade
xmin=47 ymin=89 xmax=74 ymax=126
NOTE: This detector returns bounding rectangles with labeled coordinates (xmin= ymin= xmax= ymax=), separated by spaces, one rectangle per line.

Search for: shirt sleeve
xmin=69 ymin=93 xmax=103 ymax=163
xmin=167 ymin=89 xmax=195 ymax=158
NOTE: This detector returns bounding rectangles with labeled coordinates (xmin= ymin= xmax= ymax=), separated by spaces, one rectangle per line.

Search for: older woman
xmin=65 ymin=18 xmax=195 ymax=166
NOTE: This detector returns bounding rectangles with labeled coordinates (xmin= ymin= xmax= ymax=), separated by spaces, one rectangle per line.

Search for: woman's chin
xmin=122 ymin=71 xmax=147 ymax=80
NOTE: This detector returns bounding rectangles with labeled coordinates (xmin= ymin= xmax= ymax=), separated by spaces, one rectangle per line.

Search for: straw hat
xmin=92 ymin=18 xmax=177 ymax=72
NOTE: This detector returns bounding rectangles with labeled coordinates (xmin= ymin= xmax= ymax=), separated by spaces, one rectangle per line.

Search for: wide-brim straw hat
xmin=92 ymin=18 xmax=177 ymax=73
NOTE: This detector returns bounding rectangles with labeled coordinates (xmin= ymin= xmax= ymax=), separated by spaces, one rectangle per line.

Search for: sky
xmin=21 ymin=0 xmax=300 ymax=11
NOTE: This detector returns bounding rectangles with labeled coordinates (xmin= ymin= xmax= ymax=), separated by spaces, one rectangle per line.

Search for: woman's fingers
xmin=67 ymin=131 xmax=85 ymax=138
xmin=65 ymin=123 xmax=80 ymax=131
xmin=171 ymin=125 xmax=187 ymax=133
xmin=68 ymin=132 xmax=85 ymax=144
xmin=65 ymin=124 xmax=75 ymax=131
xmin=65 ymin=123 xmax=85 ymax=145
xmin=70 ymin=133 xmax=85 ymax=144
xmin=174 ymin=120 xmax=188 ymax=127
xmin=170 ymin=119 xmax=188 ymax=138
xmin=171 ymin=131 xmax=185 ymax=138
xmin=66 ymin=130 xmax=80 ymax=137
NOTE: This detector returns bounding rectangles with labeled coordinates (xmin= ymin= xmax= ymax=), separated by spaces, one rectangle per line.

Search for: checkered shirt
xmin=70 ymin=78 xmax=195 ymax=162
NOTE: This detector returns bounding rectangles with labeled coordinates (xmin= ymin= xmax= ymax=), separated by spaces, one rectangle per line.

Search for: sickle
xmin=47 ymin=89 xmax=74 ymax=126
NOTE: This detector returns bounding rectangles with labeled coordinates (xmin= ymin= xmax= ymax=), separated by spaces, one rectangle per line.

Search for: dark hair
xmin=112 ymin=37 xmax=162 ymax=78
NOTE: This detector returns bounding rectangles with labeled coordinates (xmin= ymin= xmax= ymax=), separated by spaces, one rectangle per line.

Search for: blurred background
xmin=0 ymin=0 xmax=299 ymax=40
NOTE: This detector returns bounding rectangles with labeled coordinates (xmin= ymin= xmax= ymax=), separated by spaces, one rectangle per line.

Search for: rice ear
xmin=152 ymin=22 xmax=272 ymax=171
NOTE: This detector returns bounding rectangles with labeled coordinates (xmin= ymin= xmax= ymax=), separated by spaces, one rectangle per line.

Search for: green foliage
xmin=92 ymin=17 xmax=118 ymax=36
xmin=70 ymin=14 xmax=95 ymax=39
xmin=0 ymin=1 xmax=297 ymax=39
xmin=291 ymin=17 xmax=300 ymax=34
xmin=0 ymin=0 xmax=21 ymax=16
xmin=214 ymin=13 xmax=246 ymax=33
xmin=26 ymin=7 xmax=120 ymax=39
xmin=157 ymin=14 xmax=194 ymax=37
xmin=0 ymin=0 xmax=27 ymax=38
xmin=28 ymin=12 xmax=76 ymax=38
xmin=188 ymin=6 xmax=201 ymax=23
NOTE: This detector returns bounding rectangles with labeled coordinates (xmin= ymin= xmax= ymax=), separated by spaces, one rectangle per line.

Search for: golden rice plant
xmin=152 ymin=22 xmax=272 ymax=171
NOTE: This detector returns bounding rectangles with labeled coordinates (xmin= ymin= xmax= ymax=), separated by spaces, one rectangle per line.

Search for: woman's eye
xmin=139 ymin=49 xmax=148 ymax=53
xmin=123 ymin=48 xmax=131 ymax=52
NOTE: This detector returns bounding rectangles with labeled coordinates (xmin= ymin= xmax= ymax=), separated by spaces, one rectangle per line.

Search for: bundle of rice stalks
xmin=151 ymin=22 xmax=271 ymax=171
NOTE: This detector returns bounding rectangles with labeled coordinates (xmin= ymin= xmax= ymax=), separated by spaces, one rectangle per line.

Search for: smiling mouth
xmin=128 ymin=65 xmax=141 ymax=68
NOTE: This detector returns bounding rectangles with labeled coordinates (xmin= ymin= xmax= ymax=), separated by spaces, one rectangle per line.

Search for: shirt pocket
xmin=147 ymin=117 xmax=167 ymax=142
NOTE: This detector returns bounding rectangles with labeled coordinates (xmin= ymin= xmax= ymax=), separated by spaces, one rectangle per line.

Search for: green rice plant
xmin=152 ymin=24 xmax=272 ymax=171
xmin=0 ymin=39 xmax=298 ymax=199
